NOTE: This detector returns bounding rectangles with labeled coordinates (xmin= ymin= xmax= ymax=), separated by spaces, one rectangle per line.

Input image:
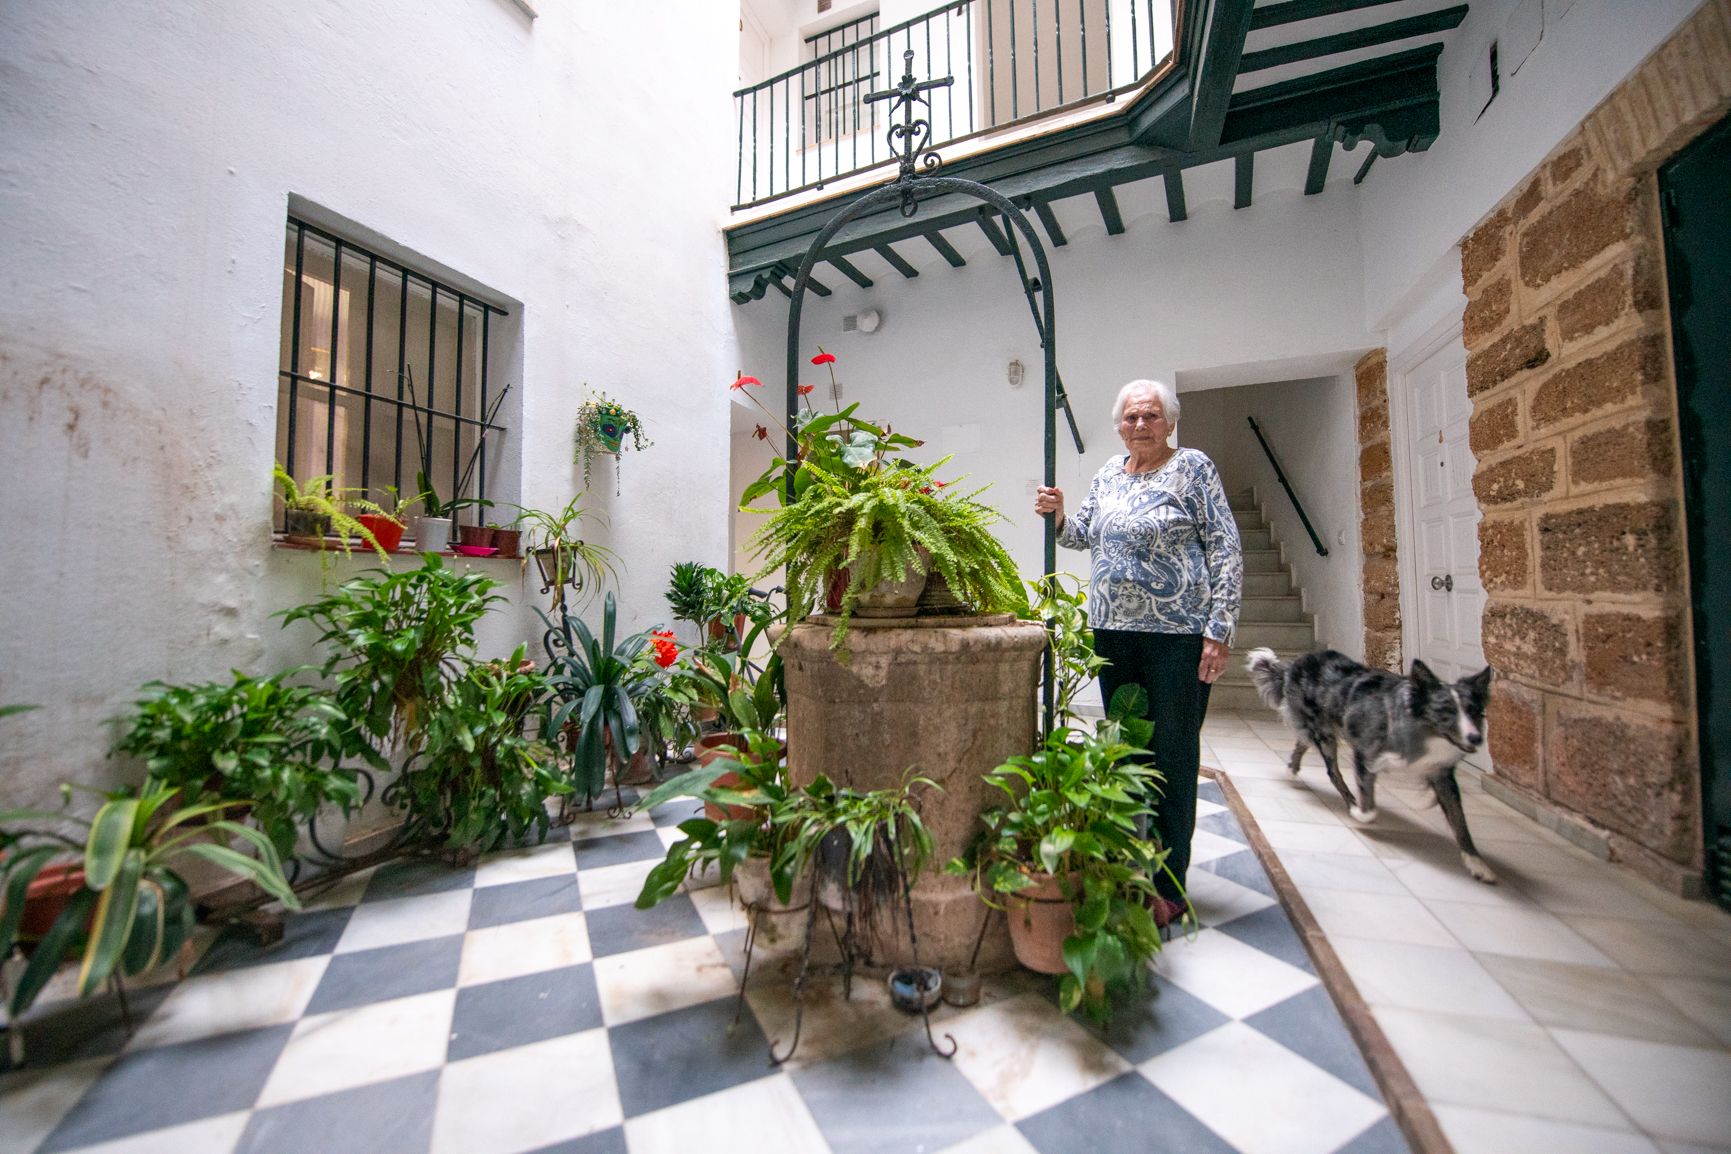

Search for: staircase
xmin=1211 ymin=487 xmax=1317 ymax=713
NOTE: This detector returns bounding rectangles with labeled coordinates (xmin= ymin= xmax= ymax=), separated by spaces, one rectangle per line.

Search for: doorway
xmin=1660 ymin=114 xmax=1731 ymax=911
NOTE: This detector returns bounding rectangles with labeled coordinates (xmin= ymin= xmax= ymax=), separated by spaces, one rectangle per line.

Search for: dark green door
xmin=1661 ymin=115 xmax=1731 ymax=910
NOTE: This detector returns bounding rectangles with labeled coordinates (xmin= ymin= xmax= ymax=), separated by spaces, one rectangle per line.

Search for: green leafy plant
xmin=1030 ymin=574 xmax=1107 ymax=734
xmin=951 ymin=685 xmax=1169 ymax=1023
xmin=111 ymin=672 xmax=368 ymax=858
xmin=280 ymin=555 xmax=503 ymax=752
xmin=395 ymin=647 xmax=571 ymax=852
xmin=515 ymin=496 xmax=620 ymax=610
xmin=671 ymin=645 xmax=784 ymax=736
xmin=744 ymin=459 xmax=1027 ymax=651
xmin=574 ymin=390 xmax=652 ymax=493
xmin=541 ymin=593 xmax=657 ymax=801
xmin=0 ymin=782 xmax=298 ymax=1019
xmin=273 ymin=463 xmax=388 ymax=565
xmin=664 ymin=562 xmax=776 ymax=651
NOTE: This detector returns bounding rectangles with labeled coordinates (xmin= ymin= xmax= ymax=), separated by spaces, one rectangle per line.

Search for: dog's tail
xmin=1245 ymin=648 xmax=1288 ymax=711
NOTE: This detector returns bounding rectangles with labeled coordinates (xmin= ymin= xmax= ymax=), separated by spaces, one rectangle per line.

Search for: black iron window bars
xmin=277 ymin=218 xmax=510 ymax=528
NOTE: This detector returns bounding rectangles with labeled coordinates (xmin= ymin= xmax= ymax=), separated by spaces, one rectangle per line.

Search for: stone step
xmin=1232 ymin=508 xmax=1264 ymax=531
xmin=1239 ymin=596 xmax=1307 ymax=623
xmin=1229 ymin=489 xmax=1258 ymax=512
xmin=1243 ymin=571 xmax=1293 ymax=597
xmin=1241 ymin=548 xmax=1286 ymax=574
xmin=1209 ymin=682 xmax=1273 ymax=713
xmin=1239 ymin=527 xmax=1272 ymax=551
xmin=1234 ymin=620 xmax=1317 ymax=650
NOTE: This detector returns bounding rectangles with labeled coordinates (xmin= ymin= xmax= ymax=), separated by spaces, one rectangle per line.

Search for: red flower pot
xmin=355 ymin=514 xmax=404 ymax=553
xmin=21 ymin=863 xmax=87 ymax=940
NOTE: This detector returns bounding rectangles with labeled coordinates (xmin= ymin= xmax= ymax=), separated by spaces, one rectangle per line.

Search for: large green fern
xmin=745 ymin=460 xmax=1027 ymax=650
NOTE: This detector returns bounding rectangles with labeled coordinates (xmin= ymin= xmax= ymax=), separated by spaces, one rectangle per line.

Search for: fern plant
xmin=273 ymin=463 xmax=388 ymax=566
xmin=744 ymin=460 xmax=1026 ymax=650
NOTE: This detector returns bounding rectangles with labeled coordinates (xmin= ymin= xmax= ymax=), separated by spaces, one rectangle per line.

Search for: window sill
xmin=272 ymin=535 xmax=523 ymax=561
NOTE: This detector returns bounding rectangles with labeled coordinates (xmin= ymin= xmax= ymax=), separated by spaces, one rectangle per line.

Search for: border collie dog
xmin=1246 ymin=648 xmax=1497 ymax=884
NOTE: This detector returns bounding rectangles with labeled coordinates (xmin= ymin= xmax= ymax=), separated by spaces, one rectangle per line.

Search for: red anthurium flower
xmin=811 ymin=352 xmax=837 ymax=366
xmin=752 ymin=424 xmax=768 ymax=441
xmin=797 ymin=383 xmax=815 ymax=396
xmin=731 ymin=374 xmax=762 ymax=391
xmin=649 ymin=630 xmax=679 ymax=668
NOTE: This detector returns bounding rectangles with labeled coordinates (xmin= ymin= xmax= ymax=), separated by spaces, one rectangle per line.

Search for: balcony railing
xmin=734 ymin=0 xmax=1176 ymax=210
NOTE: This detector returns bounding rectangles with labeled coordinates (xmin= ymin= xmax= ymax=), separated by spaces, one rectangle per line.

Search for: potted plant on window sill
xmin=273 ymin=464 xmax=388 ymax=571
xmin=950 ymin=685 xmax=1174 ymax=1024
xmin=351 ymin=485 xmax=427 ymax=555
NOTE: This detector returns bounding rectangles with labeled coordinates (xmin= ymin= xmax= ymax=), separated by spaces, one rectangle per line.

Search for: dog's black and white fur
xmin=1246 ymin=648 xmax=1498 ymax=884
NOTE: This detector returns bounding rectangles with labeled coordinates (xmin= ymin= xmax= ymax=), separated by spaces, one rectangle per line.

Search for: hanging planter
xmin=574 ymin=389 xmax=651 ymax=495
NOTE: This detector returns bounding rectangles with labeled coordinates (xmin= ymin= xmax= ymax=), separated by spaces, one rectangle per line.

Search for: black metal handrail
xmin=1246 ymin=416 xmax=1328 ymax=557
xmin=734 ymin=0 xmax=1176 ymax=209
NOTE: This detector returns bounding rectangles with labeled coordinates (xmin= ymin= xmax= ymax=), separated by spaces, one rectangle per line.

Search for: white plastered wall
xmin=0 ymin=0 xmax=742 ymax=807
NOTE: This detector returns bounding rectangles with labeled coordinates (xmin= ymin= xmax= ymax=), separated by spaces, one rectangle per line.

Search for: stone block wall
xmin=1458 ymin=0 xmax=1731 ymax=890
xmin=1354 ymin=349 xmax=1401 ymax=672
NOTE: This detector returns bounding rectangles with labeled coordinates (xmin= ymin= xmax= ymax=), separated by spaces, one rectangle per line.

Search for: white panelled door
xmin=1402 ymin=340 xmax=1487 ymax=682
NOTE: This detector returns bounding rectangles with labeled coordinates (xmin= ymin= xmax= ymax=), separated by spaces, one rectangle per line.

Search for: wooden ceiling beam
xmin=1094 ymin=187 xmax=1126 ymax=235
xmin=1304 ymin=134 xmax=1333 ymax=194
xmin=1163 ymin=169 xmax=1188 ymax=222
xmin=925 ymin=231 xmax=967 ymax=267
xmin=873 ymin=243 xmax=920 ymax=278
xmin=1234 ymin=153 xmax=1254 ymax=209
xmin=1251 ymin=0 xmax=1405 ymax=32
xmin=1240 ymin=6 xmax=1468 ymax=73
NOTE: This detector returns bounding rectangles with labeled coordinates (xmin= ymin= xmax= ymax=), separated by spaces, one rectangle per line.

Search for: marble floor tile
xmin=255 ymin=989 xmax=455 ymax=1107
xmin=792 ymin=1034 xmax=1003 ymax=1154
xmin=623 ymin=1072 xmax=827 ymax=1154
xmin=192 ymin=907 xmax=354 ymax=976
xmin=584 ymin=894 xmax=707 ymax=958
xmin=58 ymin=1111 xmax=252 ymax=1154
xmin=1330 ymin=938 xmax=1530 ymax=1021
xmin=458 ymin=911 xmax=592 ymax=986
xmin=447 ymin=963 xmax=604 ymax=1062
xmin=1557 ymin=915 xmax=1727 ymax=979
xmin=1301 ymin=888 xmax=1457 ymax=949
xmin=606 ymin=996 xmax=773 ymax=1120
xmin=1254 ymin=820 xmax=1376 ymax=857
xmin=333 ymin=890 xmax=473 ymax=955
xmin=1516 ymin=870 xmax=1680 ymax=921
xmin=1431 ymin=1104 xmax=1660 ymax=1154
xmin=686 ymin=878 xmax=752 ymax=935
xmin=571 ymin=830 xmax=669 ymax=870
xmin=298 ymin=867 xmax=376 ymax=912
xmin=744 ymin=971 xmax=920 ymax=1071
xmin=943 ymin=992 xmax=1131 ymax=1121
xmin=1279 ymin=850 xmax=1408 ymax=896
xmin=304 ymin=934 xmax=463 ymax=1016
xmin=1244 ymin=986 xmax=1382 ymax=1101
xmin=1017 ymin=1071 xmax=1238 ymax=1154
xmin=1196 ymin=848 xmax=1280 ymax=899
xmin=935 ymin=1123 xmax=1042 ymax=1154
xmin=1155 ymin=928 xmax=1319 ymax=1019
xmin=1188 ymin=827 xmax=1250 ymax=867
xmin=1422 ymin=898 xmax=1616 ymax=966
xmin=125 ymin=956 xmax=328 ymax=1051
xmin=360 ymin=859 xmax=474 ymax=902
xmin=1478 ymin=955 xmax=1718 ymax=1047
xmin=567 ymin=810 xmax=655 ymax=843
xmin=1141 ymin=1021 xmax=1387 ymax=1154
xmin=592 ymin=936 xmax=738 ymax=1026
xmin=1215 ymin=905 xmax=1317 ymax=974
xmin=576 ymin=858 xmax=661 ymax=911
xmin=1554 ymin=1029 xmax=1731 ymax=1147
xmin=1387 ymin=857 xmax=1539 ymax=909
xmin=466 ymin=873 xmax=584 ymax=930
xmin=1184 ymin=864 xmax=1277 ymax=926
xmin=473 ymin=839 xmax=583 ymax=888
xmin=0 ymin=1058 xmax=108 ymax=1154
xmin=237 ymin=1073 xmax=436 ymax=1154
xmin=1372 ymin=1006 xmax=1629 ymax=1127
xmin=1650 ymin=976 xmax=1731 ymax=1048
xmin=432 ymin=1029 xmax=621 ymax=1154
xmin=1086 ymin=978 xmax=1233 ymax=1066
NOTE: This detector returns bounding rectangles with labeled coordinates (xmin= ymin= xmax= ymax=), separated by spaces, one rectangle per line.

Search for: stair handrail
xmin=1246 ymin=416 xmax=1328 ymax=557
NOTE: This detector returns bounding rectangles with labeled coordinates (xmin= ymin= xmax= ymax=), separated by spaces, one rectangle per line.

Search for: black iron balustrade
xmin=735 ymin=0 xmax=1176 ymax=209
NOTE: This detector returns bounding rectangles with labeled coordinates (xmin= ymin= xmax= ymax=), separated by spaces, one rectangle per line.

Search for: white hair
xmin=1112 ymin=379 xmax=1180 ymax=427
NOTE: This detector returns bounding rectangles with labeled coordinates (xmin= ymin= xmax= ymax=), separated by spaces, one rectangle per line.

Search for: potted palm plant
xmin=950 ymin=685 xmax=1172 ymax=1023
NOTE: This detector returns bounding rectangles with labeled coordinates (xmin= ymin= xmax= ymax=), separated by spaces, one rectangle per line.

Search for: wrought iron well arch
xmin=780 ymin=51 xmax=1065 ymax=732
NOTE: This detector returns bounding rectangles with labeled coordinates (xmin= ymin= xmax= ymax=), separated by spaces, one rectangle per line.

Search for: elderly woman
xmin=1034 ymin=379 xmax=1242 ymax=926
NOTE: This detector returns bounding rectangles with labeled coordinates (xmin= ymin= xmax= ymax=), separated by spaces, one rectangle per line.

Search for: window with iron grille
xmin=803 ymin=10 xmax=880 ymax=147
xmin=276 ymin=217 xmax=511 ymax=530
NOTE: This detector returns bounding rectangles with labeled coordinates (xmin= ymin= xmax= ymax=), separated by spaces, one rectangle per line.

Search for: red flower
xmin=811 ymin=352 xmax=836 ymax=366
xmin=649 ymin=630 xmax=679 ymax=668
xmin=752 ymin=424 xmax=768 ymax=441
xmin=731 ymin=375 xmax=762 ymax=391
xmin=797 ymin=384 xmax=815 ymax=396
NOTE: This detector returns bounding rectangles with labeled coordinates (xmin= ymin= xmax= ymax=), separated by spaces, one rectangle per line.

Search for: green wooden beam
xmin=975 ymin=209 xmax=1013 ymax=256
xmin=1163 ymin=169 xmax=1188 ymax=222
xmin=1095 ymin=187 xmax=1126 ymax=235
xmin=786 ymin=265 xmax=832 ymax=296
xmin=1304 ymin=133 xmax=1333 ymax=194
xmin=771 ymin=274 xmax=793 ymax=299
xmin=1239 ymin=6 xmax=1467 ymax=73
xmin=1353 ymin=148 xmax=1378 ymax=184
xmin=1031 ymin=200 xmax=1068 ymax=247
xmin=925 ymin=231 xmax=966 ymax=267
xmin=1251 ymin=0 xmax=1405 ymax=31
xmin=1189 ymin=0 xmax=1259 ymax=149
xmin=873 ymin=243 xmax=919 ymax=278
xmin=1234 ymin=153 xmax=1254 ymax=209
xmin=1223 ymin=43 xmax=1442 ymax=152
xmin=828 ymin=254 xmax=874 ymax=289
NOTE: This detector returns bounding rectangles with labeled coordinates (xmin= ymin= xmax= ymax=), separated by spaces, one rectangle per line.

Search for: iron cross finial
xmin=864 ymin=50 xmax=955 ymax=196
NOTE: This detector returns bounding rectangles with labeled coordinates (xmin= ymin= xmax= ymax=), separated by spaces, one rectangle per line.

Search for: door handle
xmin=1431 ymin=574 xmax=1454 ymax=592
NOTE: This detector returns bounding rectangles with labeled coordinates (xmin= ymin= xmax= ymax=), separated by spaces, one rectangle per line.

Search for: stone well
xmin=779 ymin=614 xmax=1046 ymax=974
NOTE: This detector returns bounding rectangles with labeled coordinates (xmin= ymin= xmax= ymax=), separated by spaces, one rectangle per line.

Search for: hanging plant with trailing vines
xmin=573 ymin=389 xmax=651 ymax=494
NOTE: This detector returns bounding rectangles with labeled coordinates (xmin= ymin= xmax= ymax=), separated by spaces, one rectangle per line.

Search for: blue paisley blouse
xmin=1057 ymin=449 xmax=1243 ymax=643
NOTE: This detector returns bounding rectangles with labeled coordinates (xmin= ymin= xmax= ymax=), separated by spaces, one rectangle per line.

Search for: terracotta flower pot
xmin=695 ymin=733 xmax=755 ymax=821
xmin=355 ymin=513 xmax=404 ymax=553
xmin=458 ymin=524 xmax=496 ymax=549
xmin=21 ymin=863 xmax=87 ymax=940
xmin=491 ymin=528 xmax=522 ymax=558
xmin=1004 ymin=871 xmax=1078 ymax=975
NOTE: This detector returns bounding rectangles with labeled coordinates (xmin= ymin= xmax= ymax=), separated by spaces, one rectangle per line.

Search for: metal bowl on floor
xmin=887 ymin=965 xmax=943 ymax=1012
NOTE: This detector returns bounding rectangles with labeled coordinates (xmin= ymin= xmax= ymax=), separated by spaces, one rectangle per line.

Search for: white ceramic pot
xmin=412 ymin=515 xmax=452 ymax=554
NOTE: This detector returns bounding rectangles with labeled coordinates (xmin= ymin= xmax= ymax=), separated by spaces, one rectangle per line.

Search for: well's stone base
xmin=781 ymin=618 xmax=1046 ymax=973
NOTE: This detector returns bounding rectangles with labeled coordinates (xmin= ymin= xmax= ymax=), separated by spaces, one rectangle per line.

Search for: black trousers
xmin=1093 ymin=630 xmax=1211 ymax=902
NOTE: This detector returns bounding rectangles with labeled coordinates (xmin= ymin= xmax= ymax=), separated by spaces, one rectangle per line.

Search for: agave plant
xmin=540 ymin=593 xmax=656 ymax=800
xmin=0 ymin=782 xmax=299 ymax=1019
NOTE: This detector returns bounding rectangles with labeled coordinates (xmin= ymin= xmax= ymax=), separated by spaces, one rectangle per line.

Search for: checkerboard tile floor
xmin=1 ymin=782 xmax=1411 ymax=1154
